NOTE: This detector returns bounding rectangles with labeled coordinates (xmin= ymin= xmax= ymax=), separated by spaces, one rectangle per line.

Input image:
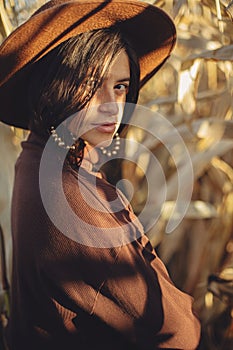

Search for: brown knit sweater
xmin=6 ymin=132 xmax=200 ymax=350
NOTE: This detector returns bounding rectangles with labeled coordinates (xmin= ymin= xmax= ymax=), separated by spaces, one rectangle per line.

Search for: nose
xmin=97 ymin=88 xmax=119 ymax=116
xmin=98 ymin=101 xmax=119 ymax=116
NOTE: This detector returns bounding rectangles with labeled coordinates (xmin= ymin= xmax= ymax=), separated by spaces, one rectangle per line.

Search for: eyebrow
xmin=116 ymin=77 xmax=131 ymax=83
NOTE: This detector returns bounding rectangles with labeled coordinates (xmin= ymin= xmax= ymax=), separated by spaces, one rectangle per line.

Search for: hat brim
xmin=0 ymin=0 xmax=176 ymax=129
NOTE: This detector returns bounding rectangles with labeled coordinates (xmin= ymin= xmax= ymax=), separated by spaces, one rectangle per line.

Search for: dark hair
xmin=27 ymin=27 xmax=140 ymax=167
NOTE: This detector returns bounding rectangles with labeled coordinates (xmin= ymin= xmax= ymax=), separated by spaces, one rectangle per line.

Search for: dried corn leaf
xmin=182 ymin=45 xmax=233 ymax=70
xmin=0 ymin=0 xmax=13 ymax=36
xmin=178 ymin=59 xmax=201 ymax=115
xmin=161 ymin=200 xmax=218 ymax=220
xmin=202 ymin=0 xmax=233 ymax=19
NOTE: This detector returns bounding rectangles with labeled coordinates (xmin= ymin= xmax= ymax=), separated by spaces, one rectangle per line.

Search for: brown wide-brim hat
xmin=0 ymin=0 xmax=176 ymax=130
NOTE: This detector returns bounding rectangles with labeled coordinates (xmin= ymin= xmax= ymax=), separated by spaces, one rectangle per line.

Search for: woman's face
xmin=69 ymin=50 xmax=130 ymax=148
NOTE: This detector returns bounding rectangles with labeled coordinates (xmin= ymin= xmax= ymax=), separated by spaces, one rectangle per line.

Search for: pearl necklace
xmin=50 ymin=126 xmax=76 ymax=150
xmin=100 ymin=133 xmax=121 ymax=157
xmin=50 ymin=126 xmax=121 ymax=157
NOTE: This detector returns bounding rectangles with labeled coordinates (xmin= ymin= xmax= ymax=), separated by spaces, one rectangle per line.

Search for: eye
xmin=114 ymin=83 xmax=129 ymax=93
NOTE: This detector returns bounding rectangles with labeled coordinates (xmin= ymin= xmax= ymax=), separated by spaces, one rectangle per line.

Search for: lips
xmin=94 ymin=123 xmax=116 ymax=133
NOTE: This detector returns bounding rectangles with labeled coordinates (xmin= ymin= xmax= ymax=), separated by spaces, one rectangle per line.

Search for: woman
xmin=0 ymin=1 xmax=200 ymax=349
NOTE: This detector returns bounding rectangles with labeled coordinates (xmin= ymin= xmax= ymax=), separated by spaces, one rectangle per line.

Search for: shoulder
xmin=49 ymin=166 xmax=143 ymax=248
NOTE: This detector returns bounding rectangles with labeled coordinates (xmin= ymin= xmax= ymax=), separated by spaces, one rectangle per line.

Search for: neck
xmin=81 ymin=143 xmax=100 ymax=173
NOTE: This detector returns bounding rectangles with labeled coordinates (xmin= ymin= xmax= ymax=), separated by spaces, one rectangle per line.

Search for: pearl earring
xmin=50 ymin=126 xmax=76 ymax=150
xmin=100 ymin=133 xmax=121 ymax=157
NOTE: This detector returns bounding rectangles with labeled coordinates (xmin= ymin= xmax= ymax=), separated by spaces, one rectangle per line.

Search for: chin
xmin=84 ymin=135 xmax=114 ymax=149
xmin=96 ymin=136 xmax=113 ymax=148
